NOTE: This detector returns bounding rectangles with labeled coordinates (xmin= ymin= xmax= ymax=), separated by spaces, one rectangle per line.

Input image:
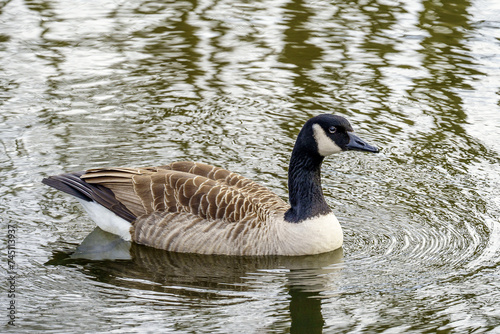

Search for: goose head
xmin=285 ymin=114 xmax=378 ymax=223
xmin=301 ymin=114 xmax=379 ymax=157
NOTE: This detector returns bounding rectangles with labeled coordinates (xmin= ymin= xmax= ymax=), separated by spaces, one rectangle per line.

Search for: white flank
xmin=144 ymin=211 xmax=344 ymax=256
xmin=77 ymin=199 xmax=132 ymax=241
xmin=312 ymin=123 xmax=342 ymax=156
xmin=276 ymin=212 xmax=343 ymax=255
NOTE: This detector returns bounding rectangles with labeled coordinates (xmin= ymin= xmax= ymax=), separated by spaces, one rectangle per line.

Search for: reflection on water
xmin=1 ymin=0 xmax=499 ymax=332
xmin=47 ymin=228 xmax=342 ymax=333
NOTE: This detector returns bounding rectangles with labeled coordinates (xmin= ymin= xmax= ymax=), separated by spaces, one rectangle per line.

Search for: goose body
xmin=43 ymin=114 xmax=378 ymax=256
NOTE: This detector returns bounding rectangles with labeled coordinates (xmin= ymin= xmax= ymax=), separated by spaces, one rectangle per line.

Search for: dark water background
xmin=1 ymin=0 xmax=500 ymax=332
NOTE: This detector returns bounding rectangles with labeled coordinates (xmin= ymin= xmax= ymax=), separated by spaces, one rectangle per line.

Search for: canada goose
xmin=43 ymin=114 xmax=378 ymax=256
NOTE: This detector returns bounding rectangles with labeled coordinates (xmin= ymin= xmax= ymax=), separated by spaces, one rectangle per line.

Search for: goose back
xmin=80 ymin=162 xmax=292 ymax=253
xmin=82 ymin=161 xmax=288 ymax=219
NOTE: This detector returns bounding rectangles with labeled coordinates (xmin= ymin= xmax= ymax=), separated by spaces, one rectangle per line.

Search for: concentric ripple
xmin=325 ymin=149 xmax=494 ymax=279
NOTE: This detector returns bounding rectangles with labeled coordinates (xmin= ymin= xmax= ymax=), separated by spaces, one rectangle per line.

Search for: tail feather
xmin=42 ymin=172 xmax=136 ymax=222
xmin=42 ymin=171 xmax=90 ymax=201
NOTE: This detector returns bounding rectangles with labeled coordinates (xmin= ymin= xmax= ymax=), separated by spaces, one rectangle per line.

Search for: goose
xmin=42 ymin=114 xmax=378 ymax=256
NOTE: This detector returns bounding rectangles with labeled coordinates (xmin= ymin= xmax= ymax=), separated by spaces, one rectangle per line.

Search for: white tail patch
xmin=312 ymin=123 xmax=342 ymax=156
xmin=77 ymin=199 xmax=132 ymax=241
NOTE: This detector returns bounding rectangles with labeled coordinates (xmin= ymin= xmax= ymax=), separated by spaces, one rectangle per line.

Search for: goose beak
xmin=346 ymin=133 xmax=379 ymax=153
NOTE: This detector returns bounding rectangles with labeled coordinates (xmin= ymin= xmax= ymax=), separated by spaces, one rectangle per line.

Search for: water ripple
xmin=330 ymin=148 xmax=493 ymax=278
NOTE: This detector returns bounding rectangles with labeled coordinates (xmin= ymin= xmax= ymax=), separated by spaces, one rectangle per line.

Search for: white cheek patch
xmin=312 ymin=123 xmax=342 ymax=156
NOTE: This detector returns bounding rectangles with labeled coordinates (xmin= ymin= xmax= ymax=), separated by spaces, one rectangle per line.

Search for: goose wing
xmin=81 ymin=161 xmax=289 ymax=223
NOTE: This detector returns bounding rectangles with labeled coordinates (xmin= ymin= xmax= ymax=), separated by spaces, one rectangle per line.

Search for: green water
xmin=1 ymin=0 xmax=500 ymax=332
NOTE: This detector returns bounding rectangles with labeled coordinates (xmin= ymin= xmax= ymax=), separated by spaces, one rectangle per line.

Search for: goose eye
xmin=328 ymin=126 xmax=336 ymax=134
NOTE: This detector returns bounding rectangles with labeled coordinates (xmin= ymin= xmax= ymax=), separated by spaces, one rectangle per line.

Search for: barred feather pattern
xmin=80 ymin=161 xmax=299 ymax=255
xmin=131 ymin=211 xmax=342 ymax=256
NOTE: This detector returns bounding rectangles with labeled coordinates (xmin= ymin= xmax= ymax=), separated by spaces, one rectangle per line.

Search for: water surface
xmin=1 ymin=0 xmax=500 ymax=332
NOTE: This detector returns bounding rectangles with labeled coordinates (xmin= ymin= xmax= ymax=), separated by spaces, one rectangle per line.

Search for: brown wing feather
xmin=81 ymin=162 xmax=289 ymax=225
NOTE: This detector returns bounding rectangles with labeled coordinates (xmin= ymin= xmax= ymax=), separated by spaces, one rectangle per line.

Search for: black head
xmin=300 ymin=114 xmax=379 ymax=156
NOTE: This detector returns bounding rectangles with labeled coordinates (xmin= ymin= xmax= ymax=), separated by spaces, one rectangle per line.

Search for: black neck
xmin=284 ymin=146 xmax=331 ymax=223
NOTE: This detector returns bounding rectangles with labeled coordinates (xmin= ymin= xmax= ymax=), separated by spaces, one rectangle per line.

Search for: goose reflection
xmin=47 ymin=228 xmax=343 ymax=332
